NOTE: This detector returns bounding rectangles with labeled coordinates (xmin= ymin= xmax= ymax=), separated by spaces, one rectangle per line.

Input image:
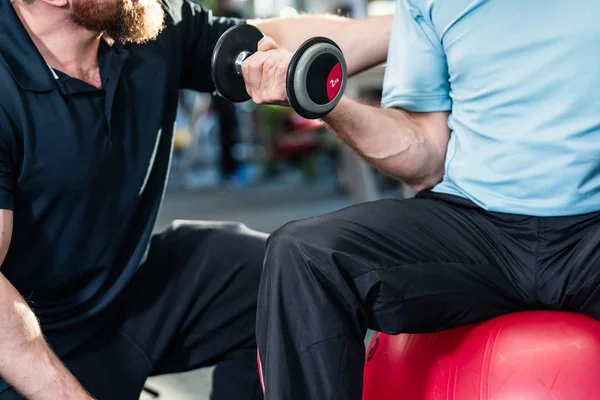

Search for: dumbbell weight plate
xmin=211 ymin=24 xmax=264 ymax=102
xmin=286 ymin=37 xmax=348 ymax=119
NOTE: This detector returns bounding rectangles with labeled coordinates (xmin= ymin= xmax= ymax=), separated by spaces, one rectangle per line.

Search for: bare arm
xmin=248 ymin=15 xmax=392 ymax=76
xmin=323 ymin=97 xmax=451 ymax=191
xmin=239 ymin=36 xmax=450 ymax=189
xmin=0 ymin=210 xmax=92 ymax=399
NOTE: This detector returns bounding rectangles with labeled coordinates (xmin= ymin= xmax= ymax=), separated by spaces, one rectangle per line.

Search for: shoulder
xmin=161 ymin=0 xmax=207 ymax=26
xmin=157 ymin=0 xmax=244 ymax=52
xmin=134 ymin=0 xmax=204 ymax=56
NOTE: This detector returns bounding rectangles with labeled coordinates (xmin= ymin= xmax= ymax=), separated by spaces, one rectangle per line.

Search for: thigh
xmin=549 ymin=213 xmax=600 ymax=317
xmin=267 ymin=194 xmax=534 ymax=334
xmin=115 ymin=220 xmax=267 ymax=375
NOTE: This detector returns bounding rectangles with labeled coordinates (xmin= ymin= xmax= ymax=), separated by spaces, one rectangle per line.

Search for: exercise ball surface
xmin=363 ymin=311 xmax=600 ymax=400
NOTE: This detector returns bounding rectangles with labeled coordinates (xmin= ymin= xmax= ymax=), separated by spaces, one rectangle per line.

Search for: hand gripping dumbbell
xmin=211 ymin=24 xmax=348 ymax=120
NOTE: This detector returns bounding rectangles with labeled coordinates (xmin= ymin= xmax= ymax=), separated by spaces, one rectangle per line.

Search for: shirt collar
xmin=48 ymin=65 xmax=59 ymax=80
xmin=0 ymin=0 xmax=59 ymax=91
xmin=0 ymin=0 xmax=127 ymax=92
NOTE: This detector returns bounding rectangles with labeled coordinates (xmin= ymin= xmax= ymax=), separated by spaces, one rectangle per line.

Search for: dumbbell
xmin=211 ymin=24 xmax=348 ymax=120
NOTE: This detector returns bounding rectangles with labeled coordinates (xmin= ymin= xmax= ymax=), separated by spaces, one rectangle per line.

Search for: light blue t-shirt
xmin=382 ymin=0 xmax=600 ymax=216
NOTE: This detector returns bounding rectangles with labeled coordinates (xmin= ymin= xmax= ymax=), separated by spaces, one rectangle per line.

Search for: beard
xmin=69 ymin=0 xmax=165 ymax=44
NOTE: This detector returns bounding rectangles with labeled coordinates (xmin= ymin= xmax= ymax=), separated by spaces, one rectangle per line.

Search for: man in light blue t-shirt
xmin=252 ymin=1 xmax=600 ymax=399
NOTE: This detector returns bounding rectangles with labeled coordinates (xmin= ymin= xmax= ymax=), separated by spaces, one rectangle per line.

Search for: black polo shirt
xmin=0 ymin=0 xmax=241 ymax=356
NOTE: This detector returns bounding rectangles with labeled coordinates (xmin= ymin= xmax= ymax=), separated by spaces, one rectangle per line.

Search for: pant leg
xmin=257 ymin=196 xmax=537 ymax=400
xmin=118 ymin=220 xmax=267 ymax=400
xmin=0 ymin=220 xmax=266 ymax=400
xmin=539 ymin=211 xmax=600 ymax=317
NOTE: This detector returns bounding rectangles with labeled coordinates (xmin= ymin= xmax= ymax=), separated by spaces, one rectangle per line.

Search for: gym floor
xmin=141 ymin=181 xmax=364 ymax=399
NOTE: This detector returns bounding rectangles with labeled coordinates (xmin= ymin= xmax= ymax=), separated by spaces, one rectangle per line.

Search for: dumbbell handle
xmin=234 ymin=51 xmax=253 ymax=76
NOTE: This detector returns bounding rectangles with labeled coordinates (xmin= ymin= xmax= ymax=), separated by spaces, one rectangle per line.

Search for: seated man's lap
xmin=533 ymin=212 xmax=600 ymax=318
xmin=264 ymin=192 xmax=600 ymax=332
xmin=263 ymin=193 xmax=539 ymax=334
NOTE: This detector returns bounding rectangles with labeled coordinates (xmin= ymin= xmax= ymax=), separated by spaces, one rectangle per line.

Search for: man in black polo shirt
xmin=0 ymin=0 xmax=391 ymax=398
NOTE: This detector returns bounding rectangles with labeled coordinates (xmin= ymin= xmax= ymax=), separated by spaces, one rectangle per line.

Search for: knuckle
xmin=263 ymin=58 xmax=276 ymax=72
xmin=275 ymin=62 xmax=288 ymax=78
xmin=250 ymin=62 xmax=262 ymax=74
xmin=278 ymin=88 xmax=287 ymax=101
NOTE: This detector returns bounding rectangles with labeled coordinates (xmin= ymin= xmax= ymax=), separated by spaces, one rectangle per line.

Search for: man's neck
xmin=12 ymin=0 xmax=103 ymax=87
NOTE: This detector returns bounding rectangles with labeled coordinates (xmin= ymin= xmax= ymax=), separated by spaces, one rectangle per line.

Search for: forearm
xmin=323 ymin=97 xmax=447 ymax=190
xmin=249 ymin=15 xmax=392 ymax=75
xmin=0 ymin=274 xmax=91 ymax=400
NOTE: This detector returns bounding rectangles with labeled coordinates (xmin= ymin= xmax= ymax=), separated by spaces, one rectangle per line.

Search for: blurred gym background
xmin=143 ymin=0 xmax=403 ymax=398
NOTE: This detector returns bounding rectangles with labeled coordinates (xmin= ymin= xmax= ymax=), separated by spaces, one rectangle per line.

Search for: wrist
xmin=10 ymin=341 xmax=90 ymax=400
xmin=323 ymin=95 xmax=353 ymax=123
xmin=29 ymin=381 xmax=93 ymax=400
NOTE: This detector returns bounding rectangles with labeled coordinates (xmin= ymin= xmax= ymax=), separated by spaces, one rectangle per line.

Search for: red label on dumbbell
xmin=327 ymin=63 xmax=343 ymax=101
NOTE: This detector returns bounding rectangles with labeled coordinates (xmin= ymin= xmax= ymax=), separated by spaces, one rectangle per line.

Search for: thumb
xmin=258 ymin=36 xmax=280 ymax=52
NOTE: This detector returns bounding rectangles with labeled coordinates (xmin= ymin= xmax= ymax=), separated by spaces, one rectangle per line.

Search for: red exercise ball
xmin=363 ymin=311 xmax=600 ymax=400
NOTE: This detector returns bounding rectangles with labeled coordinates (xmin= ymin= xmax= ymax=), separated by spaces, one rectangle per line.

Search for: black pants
xmin=256 ymin=192 xmax=600 ymax=400
xmin=1 ymin=221 xmax=267 ymax=400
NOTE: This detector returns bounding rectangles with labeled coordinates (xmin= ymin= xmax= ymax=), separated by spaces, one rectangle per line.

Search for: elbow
xmin=406 ymin=148 xmax=447 ymax=192
xmin=408 ymin=179 xmax=440 ymax=193
xmin=405 ymin=169 xmax=444 ymax=193
xmin=370 ymin=155 xmax=445 ymax=192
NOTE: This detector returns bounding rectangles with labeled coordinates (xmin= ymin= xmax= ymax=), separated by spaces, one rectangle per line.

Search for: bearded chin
xmin=70 ymin=0 xmax=166 ymax=44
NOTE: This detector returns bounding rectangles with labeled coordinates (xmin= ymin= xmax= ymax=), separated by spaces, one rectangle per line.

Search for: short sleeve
xmin=381 ymin=0 xmax=451 ymax=112
xmin=165 ymin=0 xmax=244 ymax=93
xmin=0 ymin=130 xmax=14 ymax=210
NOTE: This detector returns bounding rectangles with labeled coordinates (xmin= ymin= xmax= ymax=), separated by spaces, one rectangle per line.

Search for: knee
xmin=167 ymin=219 xmax=256 ymax=237
xmin=206 ymin=222 xmax=267 ymax=274
xmin=167 ymin=220 xmax=267 ymax=277
xmin=261 ymin=218 xmax=357 ymax=301
xmin=268 ymin=218 xmax=327 ymax=251
xmin=265 ymin=217 xmax=345 ymax=269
